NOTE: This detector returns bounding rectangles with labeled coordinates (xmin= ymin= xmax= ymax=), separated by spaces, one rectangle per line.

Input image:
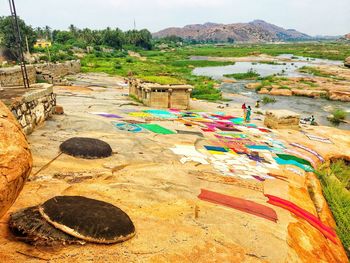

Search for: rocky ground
xmin=246 ymin=65 xmax=350 ymax=101
xmin=0 ymin=73 xmax=349 ymax=262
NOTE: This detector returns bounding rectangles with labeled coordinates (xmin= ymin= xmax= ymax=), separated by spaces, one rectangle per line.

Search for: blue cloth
xmin=246 ymin=145 xmax=272 ymax=150
xmin=113 ymin=122 xmax=143 ymax=133
xmin=230 ymin=118 xmax=244 ymax=124
xmin=274 ymin=157 xmax=314 ymax=172
xmin=204 ymin=146 xmax=228 ymax=152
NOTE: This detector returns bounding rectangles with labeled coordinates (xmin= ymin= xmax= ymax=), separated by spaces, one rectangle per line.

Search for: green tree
xmin=0 ymin=16 xmax=37 ymax=57
xmin=102 ymin=28 xmax=124 ymax=49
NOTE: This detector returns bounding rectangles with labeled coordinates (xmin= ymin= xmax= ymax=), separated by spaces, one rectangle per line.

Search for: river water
xmin=192 ymin=56 xmax=350 ymax=130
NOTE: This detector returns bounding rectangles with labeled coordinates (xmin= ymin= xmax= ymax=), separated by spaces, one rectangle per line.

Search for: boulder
xmin=0 ymin=101 xmax=32 ymax=218
xmin=344 ymin=56 xmax=350 ymax=68
xmin=264 ymin=109 xmax=300 ymax=130
xmin=55 ymin=105 xmax=64 ymax=115
xmin=245 ymin=82 xmax=261 ymax=90
xmin=268 ymin=88 xmax=292 ymax=96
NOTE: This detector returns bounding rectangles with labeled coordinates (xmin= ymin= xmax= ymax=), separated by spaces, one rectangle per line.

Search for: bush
xmin=262 ymin=96 xmax=276 ymax=104
xmin=330 ymin=108 xmax=347 ymax=124
xmin=126 ymin=57 xmax=134 ymax=63
xmin=223 ymin=68 xmax=260 ymax=80
xmin=316 ymin=161 xmax=350 ymax=256
xmin=114 ymin=61 xmax=122 ymax=69
xmin=191 ymin=82 xmax=222 ymax=101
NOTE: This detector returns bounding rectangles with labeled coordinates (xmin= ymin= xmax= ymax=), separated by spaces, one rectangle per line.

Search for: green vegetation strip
xmin=224 ymin=69 xmax=260 ymax=80
xmin=316 ymin=160 xmax=350 ymax=256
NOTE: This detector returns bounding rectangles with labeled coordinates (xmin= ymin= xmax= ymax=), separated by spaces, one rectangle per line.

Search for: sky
xmin=0 ymin=0 xmax=349 ymax=36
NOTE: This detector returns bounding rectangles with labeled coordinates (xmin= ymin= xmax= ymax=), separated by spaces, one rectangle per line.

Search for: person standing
xmin=255 ymin=100 xmax=260 ymax=108
xmin=242 ymin=103 xmax=247 ymax=119
xmin=245 ymin=106 xmax=252 ymax=122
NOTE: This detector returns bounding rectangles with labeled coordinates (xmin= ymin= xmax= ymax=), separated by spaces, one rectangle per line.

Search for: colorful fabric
xmin=246 ymin=145 xmax=272 ymax=151
xmin=290 ymin=143 xmax=325 ymax=162
xmin=217 ymin=132 xmax=247 ymax=139
xmin=274 ymin=157 xmax=314 ymax=172
xmin=304 ymin=133 xmax=332 ymax=144
xmin=138 ymin=124 xmax=175 ymax=134
xmin=230 ymin=117 xmax=244 ymax=124
xmin=204 ymin=146 xmax=228 ymax=152
xmin=128 ymin=112 xmax=153 ymax=118
xmin=145 ymin=109 xmax=178 ymax=119
xmin=89 ymin=112 xmax=122 ymax=118
xmin=265 ymin=194 xmax=337 ymax=243
xmin=284 ymin=148 xmax=316 ymax=167
xmin=112 ymin=122 xmax=143 ymax=133
xmin=276 ymin=153 xmax=312 ymax=167
xmin=199 ymin=189 xmax=278 ymax=222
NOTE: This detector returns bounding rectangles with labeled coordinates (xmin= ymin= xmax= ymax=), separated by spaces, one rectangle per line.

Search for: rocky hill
xmin=153 ymin=20 xmax=312 ymax=42
xmin=338 ymin=33 xmax=350 ymax=42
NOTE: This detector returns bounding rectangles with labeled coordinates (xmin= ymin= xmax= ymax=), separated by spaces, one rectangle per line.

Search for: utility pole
xmin=8 ymin=0 xmax=30 ymax=88
xmin=134 ymin=18 xmax=136 ymax=30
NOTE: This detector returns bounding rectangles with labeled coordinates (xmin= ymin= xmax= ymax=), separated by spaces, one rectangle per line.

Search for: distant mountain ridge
xmin=153 ymin=20 xmax=312 ymax=42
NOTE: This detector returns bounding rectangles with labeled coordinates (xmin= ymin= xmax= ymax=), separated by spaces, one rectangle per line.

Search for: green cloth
xmin=276 ymin=154 xmax=312 ymax=167
xmin=138 ymin=124 xmax=176 ymax=134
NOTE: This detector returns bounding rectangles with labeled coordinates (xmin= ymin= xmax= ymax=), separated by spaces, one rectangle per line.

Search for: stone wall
xmin=0 ymin=60 xmax=81 ymax=87
xmin=8 ymin=84 xmax=56 ymax=135
xmin=0 ymin=65 xmax=36 ymax=87
xmin=35 ymin=60 xmax=81 ymax=84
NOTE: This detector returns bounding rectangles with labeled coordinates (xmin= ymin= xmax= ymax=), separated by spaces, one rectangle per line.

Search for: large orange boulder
xmin=0 ymin=101 xmax=32 ymax=218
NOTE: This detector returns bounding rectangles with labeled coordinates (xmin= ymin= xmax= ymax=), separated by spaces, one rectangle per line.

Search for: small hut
xmin=129 ymin=79 xmax=192 ymax=110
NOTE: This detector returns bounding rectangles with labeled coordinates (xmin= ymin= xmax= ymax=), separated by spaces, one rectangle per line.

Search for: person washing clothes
xmin=245 ymin=106 xmax=252 ymax=122
xmin=255 ymin=100 xmax=260 ymax=108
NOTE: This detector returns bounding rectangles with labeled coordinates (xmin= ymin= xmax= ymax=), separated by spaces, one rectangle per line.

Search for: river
xmin=192 ymin=56 xmax=350 ymax=130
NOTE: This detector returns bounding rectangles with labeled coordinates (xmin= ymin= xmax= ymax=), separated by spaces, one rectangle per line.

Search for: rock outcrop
xmin=0 ymin=100 xmax=32 ymax=218
xmin=264 ymin=110 xmax=300 ymax=130
xmin=345 ymin=56 xmax=350 ymax=68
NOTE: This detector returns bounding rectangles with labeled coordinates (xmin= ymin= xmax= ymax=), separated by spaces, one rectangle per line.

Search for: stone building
xmin=129 ymin=79 xmax=192 ymax=109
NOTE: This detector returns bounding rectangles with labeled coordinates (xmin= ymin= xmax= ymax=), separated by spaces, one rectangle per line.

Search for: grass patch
xmin=262 ymin=96 xmax=276 ymax=104
xmin=129 ymin=94 xmax=143 ymax=104
xmin=139 ymin=75 xmax=184 ymax=85
xmin=278 ymin=86 xmax=291 ymax=90
xmin=316 ymin=160 xmax=350 ymax=256
xmin=330 ymin=108 xmax=348 ymax=124
xmin=299 ymin=79 xmax=319 ymax=87
xmin=224 ymin=69 xmax=260 ymax=80
xmin=259 ymin=61 xmax=283 ymax=65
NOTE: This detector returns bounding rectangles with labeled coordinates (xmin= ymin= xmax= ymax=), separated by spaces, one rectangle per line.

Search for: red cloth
xmin=198 ymin=189 xmax=278 ymax=222
xmin=265 ymin=194 xmax=338 ymax=244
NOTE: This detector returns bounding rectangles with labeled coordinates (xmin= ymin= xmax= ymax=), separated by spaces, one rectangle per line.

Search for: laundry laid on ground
xmin=290 ymin=143 xmax=325 ymax=162
xmin=170 ymin=145 xmax=209 ymax=164
xmin=198 ymin=189 xmax=278 ymax=222
xmin=304 ymin=133 xmax=333 ymax=144
xmin=138 ymin=123 xmax=176 ymax=134
xmin=89 ymin=112 xmax=122 ymax=118
xmin=112 ymin=122 xmax=144 ymax=133
xmin=265 ymin=194 xmax=338 ymax=244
